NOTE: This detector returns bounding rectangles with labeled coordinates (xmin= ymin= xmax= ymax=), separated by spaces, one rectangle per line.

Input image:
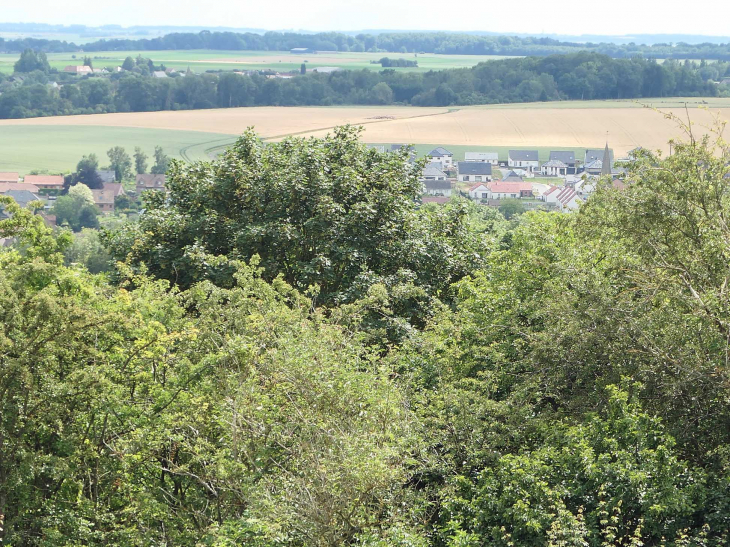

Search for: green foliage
xmin=0 ymin=52 xmax=724 ymax=119
xmin=74 ymin=153 xmax=103 ymax=188
xmin=6 ymin=126 xmax=730 ymax=545
xmin=133 ymin=146 xmax=148 ymax=174
xmin=104 ymin=127 xmax=495 ymax=328
xmin=438 ymin=383 xmax=705 ymax=546
xmin=106 ymin=145 xmax=132 ymax=181
xmin=63 ymin=228 xmax=112 ymax=273
xmin=150 ymin=145 xmax=169 ymax=174
xmin=53 ymin=186 xmax=101 ymax=231
xmin=498 ymin=198 xmax=526 ymax=219
xmin=13 ymin=48 xmax=50 ymax=73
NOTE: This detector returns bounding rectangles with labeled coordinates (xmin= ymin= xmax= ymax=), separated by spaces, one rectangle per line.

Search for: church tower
xmin=601 ymin=143 xmax=612 ymax=177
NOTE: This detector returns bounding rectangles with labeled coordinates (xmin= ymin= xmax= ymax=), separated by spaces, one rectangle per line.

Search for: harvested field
xmin=0 ymin=106 xmax=449 ymax=138
xmin=2 ymin=98 xmax=729 ymax=174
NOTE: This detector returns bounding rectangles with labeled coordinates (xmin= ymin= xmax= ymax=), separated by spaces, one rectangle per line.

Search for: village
xmin=0 ymin=142 xmax=635 ymax=225
xmin=0 ymin=170 xmax=165 ymax=225
xmin=413 ymin=144 xmax=630 ymax=212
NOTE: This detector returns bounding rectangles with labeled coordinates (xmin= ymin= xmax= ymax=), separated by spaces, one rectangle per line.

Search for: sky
xmin=2 ymin=0 xmax=729 ymax=37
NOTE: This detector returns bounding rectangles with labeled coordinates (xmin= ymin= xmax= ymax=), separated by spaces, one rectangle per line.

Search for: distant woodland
xmin=1 ymin=52 xmax=727 ymax=119
xmin=4 ymin=29 xmax=730 ymax=60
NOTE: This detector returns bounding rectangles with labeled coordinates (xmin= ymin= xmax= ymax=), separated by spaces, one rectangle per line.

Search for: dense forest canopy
xmin=1 ymin=51 xmax=727 ymax=119
xmin=3 ymin=29 xmax=730 ymax=60
xmin=3 ymin=122 xmax=730 ymax=545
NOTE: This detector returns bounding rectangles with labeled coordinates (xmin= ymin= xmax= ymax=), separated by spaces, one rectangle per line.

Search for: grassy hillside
xmin=0 ymin=125 xmax=236 ymax=175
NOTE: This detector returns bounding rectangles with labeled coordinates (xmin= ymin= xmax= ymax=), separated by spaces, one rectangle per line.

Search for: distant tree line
xmin=374 ymin=57 xmax=418 ymax=67
xmin=4 ymin=29 xmax=730 ymax=60
xmin=1 ymin=52 xmax=727 ymax=119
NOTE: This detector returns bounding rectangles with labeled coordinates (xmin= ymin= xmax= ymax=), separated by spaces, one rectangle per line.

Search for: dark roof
xmin=585 ymin=149 xmax=614 ymax=163
xmin=549 ymin=151 xmax=576 ymax=164
xmin=4 ymin=189 xmax=40 ymax=207
xmin=423 ymin=180 xmax=452 ymax=190
xmin=422 ymin=166 xmax=448 ymax=178
xmin=97 ymin=170 xmax=116 ymax=183
xmin=509 ymin=150 xmax=539 ymax=161
xmin=458 ymin=162 xmax=492 ymax=176
xmin=428 ymin=147 xmax=453 ymax=157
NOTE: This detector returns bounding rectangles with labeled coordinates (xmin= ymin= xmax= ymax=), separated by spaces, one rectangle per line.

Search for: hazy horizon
xmin=2 ymin=0 xmax=729 ymax=38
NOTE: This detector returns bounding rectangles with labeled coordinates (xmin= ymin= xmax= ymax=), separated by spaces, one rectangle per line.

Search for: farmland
xmin=1 ymin=98 xmax=729 ymax=175
xmin=0 ymin=49 xmax=517 ymax=75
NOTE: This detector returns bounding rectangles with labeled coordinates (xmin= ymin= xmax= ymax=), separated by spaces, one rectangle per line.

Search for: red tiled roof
xmin=0 ymin=172 xmax=19 ymax=183
xmin=488 ymin=181 xmax=533 ymax=194
xmin=543 ymin=185 xmax=560 ymax=197
xmin=0 ymin=182 xmax=40 ymax=194
xmin=23 ymin=175 xmax=64 ymax=187
xmin=555 ymin=186 xmax=578 ymax=206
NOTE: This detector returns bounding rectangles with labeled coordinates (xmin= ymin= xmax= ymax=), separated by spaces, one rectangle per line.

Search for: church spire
xmin=601 ymin=142 xmax=612 ymax=176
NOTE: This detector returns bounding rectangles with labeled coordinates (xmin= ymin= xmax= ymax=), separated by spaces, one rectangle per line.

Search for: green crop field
xmin=0 ymin=125 xmax=237 ymax=175
xmin=0 ymin=49 xmax=517 ymax=74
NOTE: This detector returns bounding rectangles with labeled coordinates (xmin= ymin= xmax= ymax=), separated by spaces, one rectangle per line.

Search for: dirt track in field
xmin=2 ymin=103 xmax=728 ymax=156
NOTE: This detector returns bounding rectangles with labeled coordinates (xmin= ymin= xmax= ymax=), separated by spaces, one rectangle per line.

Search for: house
xmin=488 ymin=181 xmax=533 ymax=199
xmin=549 ymin=151 xmax=576 ymax=168
xmin=4 ymin=189 xmax=41 ymax=208
xmin=91 ymin=183 xmax=125 ymax=213
xmin=152 ymin=71 xmax=168 ymax=78
xmin=720 ymin=77 xmax=730 ymax=85
xmin=585 ymin=148 xmax=613 ymax=166
xmin=548 ymin=151 xmax=576 ymax=173
xmin=95 ymin=170 xmax=116 ymax=183
xmin=0 ymin=182 xmax=40 ymax=194
xmin=540 ymin=159 xmax=569 ymax=177
xmin=427 ymin=147 xmax=454 ymax=168
xmin=64 ymin=65 xmax=93 ymax=75
xmin=23 ymin=174 xmax=65 ymax=193
xmin=421 ymin=166 xmax=448 ymax=181
xmin=508 ymin=150 xmax=539 ymax=173
xmin=291 ymin=48 xmax=315 ymax=54
xmin=312 ymin=67 xmax=340 ymax=74
xmin=501 ymin=170 xmax=525 ymax=182
xmin=457 ymin=161 xmax=492 ymax=183
xmin=464 ymin=152 xmax=499 ymax=165
xmin=468 ymin=183 xmax=490 ymax=201
xmin=543 ymin=186 xmax=581 ymax=211
xmin=584 ymin=160 xmax=605 ymax=176
xmin=0 ymin=172 xmax=19 ymax=183
xmin=136 ymin=174 xmax=166 ymax=192
xmin=423 ymin=180 xmax=452 ymax=197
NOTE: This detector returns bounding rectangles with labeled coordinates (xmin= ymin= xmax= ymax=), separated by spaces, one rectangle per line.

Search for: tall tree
xmin=121 ymin=56 xmax=135 ymax=71
xmin=13 ymin=49 xmax=50 ymax=73
xmin=107 ymin=146 xmax=132 ymax=181
xmin=74 ymin=153 xmax=102 ymax=188
xmin=133 ymin=147 xmax=148 ymax=174
xmin=150 ymin=145 xmax=169 ymax=174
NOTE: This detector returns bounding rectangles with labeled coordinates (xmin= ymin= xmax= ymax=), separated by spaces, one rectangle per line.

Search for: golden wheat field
xmin=1 ymin=99 xmax=729 ymax=172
